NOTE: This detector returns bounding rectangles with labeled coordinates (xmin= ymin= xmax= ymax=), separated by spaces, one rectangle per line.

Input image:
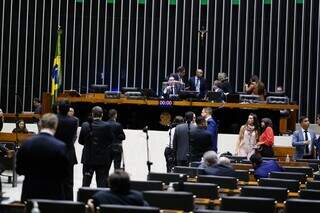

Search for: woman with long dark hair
xmin=257 ymin=118 xmax=274 ymax=157
xmin=235 ymin=113 xmax=259 ymax=159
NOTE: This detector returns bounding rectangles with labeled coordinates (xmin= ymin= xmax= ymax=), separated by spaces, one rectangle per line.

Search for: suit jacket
xmin=188 ymin=76 xmax=207 ymax=98
xmin=190 ymin=127 xmax=212 ymax=161
xmin=55 ymin=114 xmax=79 ymax=165
xmin=292 ymin=129 xmax=319 ymax=159
xmin=199 ymin=163 xmax=237 ymax=177
xmin=106 ymin=119 xmax=126 ymax=144
xmin=92 ymin=190 xmax=148 ymax=206
xmin=163 ymin=83 xmax=184 ymax=98
xmin=78 ymin=119 xmax=115 ymax=165
xmin=207 ymin=117 xmax=218 ymax=152
xmin=254 ymin=160 xmax=284 ymax=179
xmin=173 ymin=123 xmax=196 ymax=161
xmin=16 ymin=133 xmax=69 ymax=201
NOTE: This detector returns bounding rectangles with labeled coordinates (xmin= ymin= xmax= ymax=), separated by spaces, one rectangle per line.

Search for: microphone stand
xmin=143 ymin=127 xmax=153 ymax=173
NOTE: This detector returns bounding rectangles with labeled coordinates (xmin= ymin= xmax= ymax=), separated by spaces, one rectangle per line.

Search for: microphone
xmin=143 ymin=126 xmax=148 ymax=133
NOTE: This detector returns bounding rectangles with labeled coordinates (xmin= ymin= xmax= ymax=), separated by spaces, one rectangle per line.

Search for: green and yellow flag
xmin=51 ymin=27 xmax=62 ymax=103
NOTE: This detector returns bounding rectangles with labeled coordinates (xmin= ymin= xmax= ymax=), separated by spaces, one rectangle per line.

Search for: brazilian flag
xmin=51 ymin=27 xmax=62 ymax=103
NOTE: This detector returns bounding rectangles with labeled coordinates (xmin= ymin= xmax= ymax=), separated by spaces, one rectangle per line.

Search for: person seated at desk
xmin=88 ymin=170 xmax=148 ymax=209
xmin=244 ymin=75 xmax=266 ymax=101
xmin=217 ymin=72 xmax=232 ymax=94
xmin=12 ymin=120 xmax=29 ymax=133
xmin=198 ymin=151 xmax=236 ymax=177
xmin=188 ymin=69 xmax=208 ymax=99
xmin=163 ymin=76 xmax=184 ymax=98
xmin=250 ymin=153 xmax=283 ymax=179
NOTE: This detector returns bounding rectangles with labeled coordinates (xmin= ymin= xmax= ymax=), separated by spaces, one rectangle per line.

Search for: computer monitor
xmin=90 ymin=84 xmax=109 ymax=93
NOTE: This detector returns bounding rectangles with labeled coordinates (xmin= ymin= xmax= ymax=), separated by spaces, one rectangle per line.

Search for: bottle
xmin=31 ymin=201 xmax=41 ymax=213
xmin=167 ymin=183 xmax=175 ymax=192
xmin=285 ymin=154 xmax=290 ymax=162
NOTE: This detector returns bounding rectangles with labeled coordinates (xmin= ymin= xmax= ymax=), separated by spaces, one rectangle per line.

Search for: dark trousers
xmin=111 ymin=144 xmax=123 ymax=170
xmin=82 ymin=164 xmax=111 ymax=187
xmin=63 ymin=164 xmax=74 ymax=200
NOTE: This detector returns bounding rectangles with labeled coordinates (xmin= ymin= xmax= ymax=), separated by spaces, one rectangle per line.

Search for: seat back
xmin=315 ymin=174 xmax=320 ymax=181
xmin=306 ymin=180 xmax=320 ymax=190
xmin=194 ymin=211 xmax=251 ymax=213
xmin=285 ymin=198 xmax=320 ymax=212
xmin=147 ymin=172 xmax=187 ymax=185
xmin=190 ymin=162 xmax=201 ymax=168
xmin=283 ymin=166 xmax=313 ymax=177
xmin=77 ymin=187 xmax=109 ymax=203
xmin=198 ymin=175 xmax=238 ymax=189
xmin=173 ymin=166 xmax=205 ymax=177
xmin=0 ymin=203 xmax=25 ymax=213
xmin=173 ymin=182 xmax=219 ymax=199
xmin=143 ymin=190 xmax=194 ymax=211
xmin=98 ymin=204 xmax=160 ymax=213
xmin=269 ymin=171 xmax=307 ymax=183
xmin=226 ymin=156 xmax=247 ymax=163
xmin=299 ymin=189 xmax=320 ymax=200
xmin=220 ymin=196 xmax=275 ymax=213
xmin=240 ymin=186 xmax=288 ymax=202
xmin=234 ymin=170 xmax=250 ymax=182
xmin=26 ymin=199 xmax=86 ymax=213
xmin=258 ymin=178 xmax=300 ymax=192
xmin=130 ymin=180 xmax=164 ymax=192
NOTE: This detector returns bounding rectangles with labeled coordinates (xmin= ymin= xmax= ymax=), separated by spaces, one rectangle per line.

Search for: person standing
xmin=201 ymin=107 xmax=218 ymax=152
xmin=78 ymin=106 xmax=115 ymax=187
xmin=257 ymin=118 xmax=274 ymax=157
xmin=106 ymin=109 xmax=126 ymax=170
xmin=33 ymin=98 xmax=42 ymax=114
xmin=16 ymin=113 xmax=69 ymax=201
xmin=54 ymin=100 xmax=79 ymax=200
xmin=235 ymin=113 xmax=259 ymax=159
xmin=188 ymin=69 xmax=208 ymax=99
xmin=0 ymin=108 xmax=4 ymax=132
xmin=173 ymin=111 xmax=196 ymax=166
xmin=292 ymin=116 xmax=319 ymax=159
xmin=189 ymin=116 xmax=212 ymax=162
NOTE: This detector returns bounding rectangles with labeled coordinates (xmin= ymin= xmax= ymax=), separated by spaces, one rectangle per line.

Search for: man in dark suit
xmin=106 ymin=109 xmax=126 ymax=170
xmin=54 ymin=100 xmax=79 ymax=200
xmin=170 ymin=66 xmax=187 ymax=85
xmin=79 ymin=106 xmax=115 ymax=187
xmin=173 ymin=111 xmax=196 ymax=166
xmin=16 ymin=113 xmax=69 ymax=201
xmin=292 ymin=116 xmax=319 ymax=159
xmin=190 ymin=116 xmax=212 ymax=162
xmin=188 ymin=69 xmax=207 ymax=98
xmin=88 ymin=170 xmax=148 ymax=211
xmin=201 ymin=107 xmax=218 ymax=152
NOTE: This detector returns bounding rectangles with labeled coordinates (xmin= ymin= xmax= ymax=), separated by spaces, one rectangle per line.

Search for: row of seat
xmin=2 ymin=195 xmax=320 ymax=213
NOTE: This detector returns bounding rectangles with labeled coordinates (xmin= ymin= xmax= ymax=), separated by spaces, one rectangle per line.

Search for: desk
xmin=3 ymin=113 xmax=40 ymax=123
xmin=55 ymin=93 xmax=299 ymax=133
xmin=0 ymin=133 xmax=33 ymax=187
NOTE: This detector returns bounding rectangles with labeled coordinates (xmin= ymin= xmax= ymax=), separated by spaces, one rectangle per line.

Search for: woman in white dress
xmin=235 ymin=113 xmax=259 ymax=159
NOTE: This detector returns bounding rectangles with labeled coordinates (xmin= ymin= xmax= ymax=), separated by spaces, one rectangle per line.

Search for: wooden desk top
xmin=57 ymin=93 xmax=299 ymax=110
xmin=3 ymin=113 xmax=40 ymax=122
xmin=0 ymin=132 xmax=33 ymax=144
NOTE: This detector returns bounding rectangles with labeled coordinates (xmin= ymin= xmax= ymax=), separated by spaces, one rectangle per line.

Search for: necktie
xmin=305 ymin=130 xmax=309 ymax=154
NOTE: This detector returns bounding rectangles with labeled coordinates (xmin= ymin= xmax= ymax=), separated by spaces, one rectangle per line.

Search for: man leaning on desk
xmin=292 ymin=116 xmax=320 ymax=160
